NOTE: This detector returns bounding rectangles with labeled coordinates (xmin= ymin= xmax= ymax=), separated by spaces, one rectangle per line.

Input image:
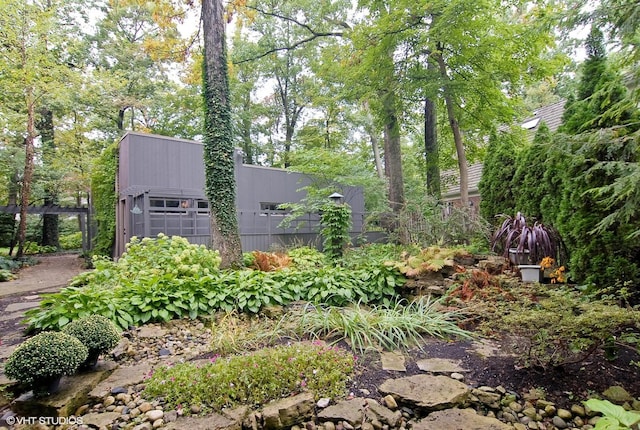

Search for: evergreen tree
xmin=478 ymin=129 xmax=526 ymax=222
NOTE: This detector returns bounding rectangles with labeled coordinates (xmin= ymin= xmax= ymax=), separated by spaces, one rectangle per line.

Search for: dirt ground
xmin=1 ymin=254 xmax=638 ymax=409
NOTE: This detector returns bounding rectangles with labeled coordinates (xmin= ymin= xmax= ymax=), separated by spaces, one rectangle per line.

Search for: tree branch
xmin=233 ymin=5 xmax=345 ymax=64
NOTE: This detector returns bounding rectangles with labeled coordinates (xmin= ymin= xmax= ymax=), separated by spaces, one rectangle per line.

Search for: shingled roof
xmin=441 ymin=100 xmax=566 ymax=200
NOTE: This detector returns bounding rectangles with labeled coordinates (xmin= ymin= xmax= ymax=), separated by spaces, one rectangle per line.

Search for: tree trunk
xmin=434 ymin=46 xmax=469 ymax=206
xmin=202 ymin=0 xmax=242 ymax=268
xmin=381 ymin=90 xmax=405 ymax=213
xmin=363 ymin=102 xmax=384 ymax=179
xmin=424 ymin=97 xmax=441 ymax=198
xmin=37 ymin=107 xmax=59 ymax=249
xmin=17 ymin=92 xmax=37 ymax=258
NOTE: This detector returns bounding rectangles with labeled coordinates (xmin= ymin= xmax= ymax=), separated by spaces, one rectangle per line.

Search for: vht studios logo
xmin=5 ymin=416 xmax=84 ymax=426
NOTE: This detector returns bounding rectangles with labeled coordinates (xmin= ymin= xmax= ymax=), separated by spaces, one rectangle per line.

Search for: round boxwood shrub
xmin=62 ymin=314 xmax=120 ymax=366
xmin=4 ymin=331 xmax=88 ymax=394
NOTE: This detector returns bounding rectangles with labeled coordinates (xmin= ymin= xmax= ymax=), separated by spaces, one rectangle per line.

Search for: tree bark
xmin=202 ymin=0 xmax=243 ymax=268
xmin=434 ymin=46 xmax=469 ymax=207
xmin=37 ymin=107 xmax=60 ymax=249
xmin=381 ymin=89 xmax=405 ymax=213
xmin=424 ymin=97 xmax=440 ymax=198
xmin=17 ymin=91 xmax=37 ymax=258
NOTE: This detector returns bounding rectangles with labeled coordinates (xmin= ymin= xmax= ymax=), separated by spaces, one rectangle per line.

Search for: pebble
xmin=324 ymin=422 xmax=336 ymax=430
xmin=317 ymin=398 xmax=331 ymax=408
xmin=146 ymin=410 xmax=164 ymax=421
xmin=552 ymin=416 xmax=568 ymax=428
xmin=557 ymin=408 xmax=573 ymax=420
xmin=383 ymin=395 xmax=398 ymax=410
xmin=139 ymin=402 xmax=153 ymax=413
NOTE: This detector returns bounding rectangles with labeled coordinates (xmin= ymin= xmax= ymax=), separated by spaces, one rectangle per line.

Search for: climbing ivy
xmin=91 ymin=142 xmax=118 ymax=257
xmin=320 ymin=203 xmax=352 ymax=259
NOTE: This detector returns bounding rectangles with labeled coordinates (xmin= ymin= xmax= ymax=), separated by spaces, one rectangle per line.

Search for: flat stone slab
xmin=262 ymin=392 xmax=314 ymax=429
xmin=378 ymin=375 xmax=469 ymax=411
xmin=164 ymin=412 xmax=240 ymax=430
xmin=0 ymin=312 xmax=24 ymax=322
xmin=4 ymin=302 xmax=40 ymax=312
xmin=23 ymin=295 xmax=41 ymax=300
xmin=11 ymin=369 xmax=110 ymax=417
xmin=412 ymin=408 xmax=511 ymax=430
xmin=137 ymin=326 xmax=168 ymax=338
xmin=89 ymin=363 xmax=152 ymax=399
xmin=380 ymin=351 xmax=406 ymax=372
xmin=416 ymin=358 xmax=469 ymax=373
xmin=80 ymin=411 xmax=121 ymax=428
xmin=318 ymin=398 xmax=368 ymax=426
xmin=0 ymin=344 xmax=17 ymax=360
xmin=471 ymin=340 xmax=513 ymax=358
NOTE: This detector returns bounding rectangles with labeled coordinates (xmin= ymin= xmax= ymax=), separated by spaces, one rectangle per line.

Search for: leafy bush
xmin=59 ymin=232 xmax=83 ymax=250
xmin=287 ymin=246 xmax=327 ymax=269
xmin=25 ymin=255 xmax=404 ymax=331
xmin=0 ymin=269 xmax=15 ymax=281
xmin=4 ymin=332 xmax=88 ymax=392
xmin=495 ymin=287 xmax=640 ymax=368
xmin=91 ymin=142 xmax=118 ymax=257
xmin=0 ymin=256 xmax=20 ymax=271
xmin=144 ymin=342 xmax=355 ymax=412
xmin=62 ymin=314 xmax=120 ymax=356
xmin=386 ymin=246 xmax=471 ymax=278
xmin=300 ymin=298 xmax=472 ymax=353
xmin=320 ymin=203 xmax=352 ymax=259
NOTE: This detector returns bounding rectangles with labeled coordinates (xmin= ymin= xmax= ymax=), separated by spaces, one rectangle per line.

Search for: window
xmin=260 ymin=202 xmax=287 ymax=216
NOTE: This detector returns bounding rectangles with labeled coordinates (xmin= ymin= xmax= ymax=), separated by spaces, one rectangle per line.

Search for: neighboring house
xmin=441 ymin=100 xmax=566 ymax=212
xmin=115 ymin=132 xmax=365 ymax=257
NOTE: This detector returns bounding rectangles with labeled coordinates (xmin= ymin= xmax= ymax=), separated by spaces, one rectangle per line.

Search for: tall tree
xmin=0 ymin=0 xmax=77 ymax=257
xmin=202 ymin=0 xmax=243 ymax=268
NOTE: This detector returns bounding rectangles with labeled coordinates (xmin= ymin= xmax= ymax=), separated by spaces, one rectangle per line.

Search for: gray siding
xmin=115 ymin=132 xmax=366 ymax=257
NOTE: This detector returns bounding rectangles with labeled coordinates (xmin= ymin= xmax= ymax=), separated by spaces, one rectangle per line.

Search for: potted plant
xmin=62 ymin=314 xmax=121 ymax=369
xmin=4 ymin=331 xmax=88 ymax=396
xmin=491 ymin=213 xmax=565 ymax=282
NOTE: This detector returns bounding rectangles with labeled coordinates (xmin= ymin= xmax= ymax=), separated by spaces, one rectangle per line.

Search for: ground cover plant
xmin=143 ymin=342 xmax=355 ymax=413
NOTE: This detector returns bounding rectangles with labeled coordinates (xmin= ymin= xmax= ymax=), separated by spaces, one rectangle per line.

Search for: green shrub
xmin=4 ymin=332 xmax=88 ymax=393
xmin=144 ymin=342 xmax=355 ymax=412
xmin=91 ymin=142 xmax=118 ymax=257
xmin=60 ymin=232 xmax=83 ymax=250
xmin=0 ymin=269 xmax=15 ymax=281
xmin=26 ymin=240 xmax=404 ymax=331
xmin=287 ymin=246 xmax=327 ymax=269
xmin=496 ymin=287 xmax=640 ymax=368
xmin=62 ymin=314 xmax=120 ymax=356
xmin=0 ymin=256 xmax=20 ymax=271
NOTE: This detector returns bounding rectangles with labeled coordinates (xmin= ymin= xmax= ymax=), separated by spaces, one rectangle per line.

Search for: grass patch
xmin=299 ymin=298 xmax=473 ymax=353
xmin=143 ymin=342 xmax=355 ymax=412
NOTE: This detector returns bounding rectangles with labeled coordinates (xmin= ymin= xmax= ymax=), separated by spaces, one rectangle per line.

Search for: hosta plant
xmin=62 ymin=314 xmax=121 ymax=368
xmin=4 ymin=332 xmax=88 ymax=396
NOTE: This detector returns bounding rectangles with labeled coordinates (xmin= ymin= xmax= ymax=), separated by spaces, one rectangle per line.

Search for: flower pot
xmin=80 ymin=350 xmax=101 ymax=371
xmin=518 ymin=265 xmax=543 ymax=283
xmin=32 ymin=375 xmax=62 ymax=397
xmin=509 ymin=248 xmax=532 ymax=265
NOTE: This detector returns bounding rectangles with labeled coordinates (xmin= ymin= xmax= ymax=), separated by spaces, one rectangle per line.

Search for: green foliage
xmin=4 ymin=332 xmax=88 ymax=390
xmin=0 ymin=213 xmax=15 ymax=247
xmin=0 ymin=256 xmax=20 ymax=271
xmin=59 ymin=232 xmax=83 ymax=250
xmin=0 ymin=269 xmax=15 ymax=281
xmin=25 ymin=237 xmax=404 ymax=331
xmin=387 ymin=246 xmax=470 ymax=278
xmin=512 ymin=123 xmax=554 ymax=222
xmin=91 ymin=142 xmax=118 ymax=257
xmin=287 ymin=246 xmax=327 ymax=270
xmin=144 ymin=342 xmax=355 ymax=412
xmin=496 ymin=287 xmax=640 ymax=368
xmin=479 ymin=129 xmax=526 ymax=221
xmin=300 ymin=298 xmax=472 ymax=353
xmin=398 ymin=195 xmax=491 ymax=249
xmin=583 ymin=399 xmax=640 ymax=429
xmin=61 ymin=314 xmax=120 ymax=355
xmin=320 ymin=203 xmax=352 ymax=259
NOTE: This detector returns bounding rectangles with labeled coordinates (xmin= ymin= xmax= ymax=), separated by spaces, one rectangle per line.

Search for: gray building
xmin=115 ymin=132 xmax=366 ymax=257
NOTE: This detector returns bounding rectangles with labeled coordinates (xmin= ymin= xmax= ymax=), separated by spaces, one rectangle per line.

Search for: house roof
xmin=441 ymin=100 xmax=566 ymax=199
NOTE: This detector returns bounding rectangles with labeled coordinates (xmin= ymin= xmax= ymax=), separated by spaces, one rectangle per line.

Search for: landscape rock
xmin=603 ymin=386 xmax=634 ymax=403
xmin=416 ymin=358 xmax=468 ymax=373
xmin=412 ymin=408 xmax=512 ymax=430
xmin=364 ymin=399 xmax=401 ymax=427
xmin=380 ymin=351 xmax=406 ymax=372
xmin=80 ymin=411 xmax=121 ymax=429
xmin=378 ymin=375 xmax=470 ymax=411
xmin=164 ymin=412 xmax=241 ymax=430
xmin=262 ymin=392 xmax=315 ymax=429
xmin=317 ymin=398 xmax=368 ymax=427
xmin=88 ymin=363 xmax=152 ymax=399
